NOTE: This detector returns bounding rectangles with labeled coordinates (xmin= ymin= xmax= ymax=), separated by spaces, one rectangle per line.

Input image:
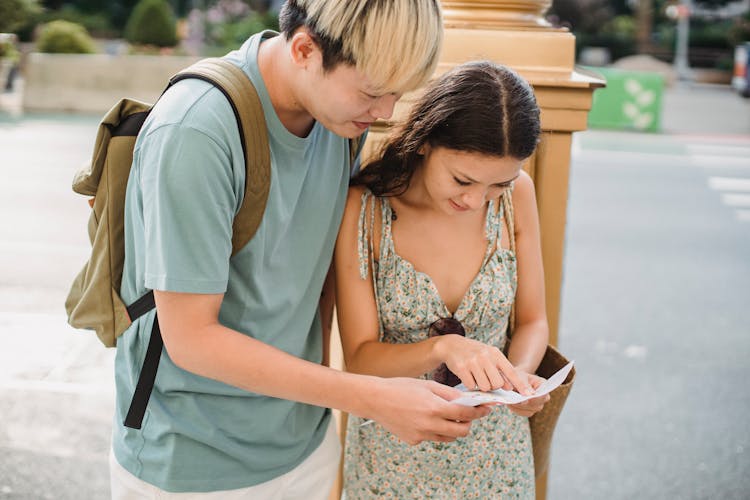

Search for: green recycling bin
xmin=585 ymin=67 xmax=664 ymax=132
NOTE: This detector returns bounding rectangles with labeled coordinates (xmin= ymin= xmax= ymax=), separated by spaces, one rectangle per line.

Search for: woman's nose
xmin=462 ymin=188 xmax=487 ymax=210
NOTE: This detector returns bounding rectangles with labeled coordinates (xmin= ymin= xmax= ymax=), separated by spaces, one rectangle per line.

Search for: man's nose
xmin=370 ymin=93 xmax=399 ymax=120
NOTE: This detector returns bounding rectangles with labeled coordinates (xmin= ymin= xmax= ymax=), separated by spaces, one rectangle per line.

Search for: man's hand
xmin=363 ymin=377 xmax=492 ymax=445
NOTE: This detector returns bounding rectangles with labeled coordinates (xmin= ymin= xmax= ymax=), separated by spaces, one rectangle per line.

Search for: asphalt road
xmin=548 ymin=128 xmax=750 ymax=500
xmin=1 ymin=83 xmax=749 ymax=499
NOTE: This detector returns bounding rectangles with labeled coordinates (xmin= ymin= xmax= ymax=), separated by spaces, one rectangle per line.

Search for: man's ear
xmin=288 ymin=28 xmax=321 ymax=69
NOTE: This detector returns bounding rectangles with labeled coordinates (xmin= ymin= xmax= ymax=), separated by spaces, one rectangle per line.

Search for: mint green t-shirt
xmin=113 ymin=32 xmax=351 ymax=492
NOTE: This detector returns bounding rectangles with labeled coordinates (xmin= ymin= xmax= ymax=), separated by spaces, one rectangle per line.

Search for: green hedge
xmin=36 ymin=20 xmax=96 ymax=54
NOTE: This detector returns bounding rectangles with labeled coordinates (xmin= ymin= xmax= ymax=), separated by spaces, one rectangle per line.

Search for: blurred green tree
xmin=124 ymin=0 xmax=178 ymax=47
xmin=0 ymin=0 xmax=42 ymax=33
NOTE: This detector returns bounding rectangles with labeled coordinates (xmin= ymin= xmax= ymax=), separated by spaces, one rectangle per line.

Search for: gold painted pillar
xmin=356 ymin=2 xmax=604 ymax=499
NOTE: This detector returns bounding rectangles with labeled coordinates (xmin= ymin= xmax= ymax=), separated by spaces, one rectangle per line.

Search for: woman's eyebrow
xmin=457 ymin=172 xmax=520 ymax=184
xmin=493 ymin=175 xmax=519 ymax=186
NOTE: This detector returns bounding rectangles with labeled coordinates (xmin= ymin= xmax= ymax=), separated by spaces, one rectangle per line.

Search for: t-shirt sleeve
xmin=137 ymin=124 xmax=238 ymax=294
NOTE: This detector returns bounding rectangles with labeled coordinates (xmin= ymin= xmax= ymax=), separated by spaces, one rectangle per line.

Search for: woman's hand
xmin=433 ymin=334 xmax=532 ymax=395
xmin=506 ymin=372 xmax=550 ymax=417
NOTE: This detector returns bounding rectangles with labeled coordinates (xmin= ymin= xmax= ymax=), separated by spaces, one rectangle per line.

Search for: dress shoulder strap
xmin=357 ymin=190 xmax=375 ymax=280
xmin=502 ymin=186 xmax=517 ymax=338
xmin=356 ymin=190 xmax=391 ymax=276
xmin=481 ymin=192 xmax=512 ymax=268
xmin=502 ymin=187 xmax=516 ymax=253
xmin=356 ymin=189 xmax=385 ymax=336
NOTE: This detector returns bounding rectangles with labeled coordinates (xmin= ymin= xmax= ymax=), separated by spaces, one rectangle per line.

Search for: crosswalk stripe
xmin=575 ymin=150 xmax=750 ymax=170
xmin=708 ymin=177 xmax=750 ymax=192
xmin=687 ymin=144 xmax=750 ymax=158
xmin=721 ymin=193 xmax=750 ymax=207
xmin=691 ymin=155 xmax=750 ymax=169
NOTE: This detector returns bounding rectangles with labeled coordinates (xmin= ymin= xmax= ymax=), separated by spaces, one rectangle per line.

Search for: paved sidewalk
xmin=0 ymin=108 xmax=113 ymax=498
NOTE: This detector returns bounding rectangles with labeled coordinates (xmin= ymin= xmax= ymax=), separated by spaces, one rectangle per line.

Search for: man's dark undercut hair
xmin=279 ymin=0 xmax=353 ymax=71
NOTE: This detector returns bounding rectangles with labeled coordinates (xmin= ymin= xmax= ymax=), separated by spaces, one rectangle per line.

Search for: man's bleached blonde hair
xmin=279 ymin=0 xmax=443 ymax=94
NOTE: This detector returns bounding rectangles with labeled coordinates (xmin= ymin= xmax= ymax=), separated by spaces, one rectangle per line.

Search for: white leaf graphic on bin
xmin=624 ymin=78 xmax=642 ymax=95
xmin=623 ymin=101 xmax=639 ymax=119
xmin=634 ymin=112 xmax=654 ymax=129
xmin=637 ymin=90 xmax=655 ymax=107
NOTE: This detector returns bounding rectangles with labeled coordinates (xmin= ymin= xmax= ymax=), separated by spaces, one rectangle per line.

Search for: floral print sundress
xmin=343 ymin=189 xmax=535 ymax=499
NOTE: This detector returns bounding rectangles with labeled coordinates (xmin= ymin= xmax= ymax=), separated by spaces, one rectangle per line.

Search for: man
xmin=110 ymin=1 xmax=498 ymax=497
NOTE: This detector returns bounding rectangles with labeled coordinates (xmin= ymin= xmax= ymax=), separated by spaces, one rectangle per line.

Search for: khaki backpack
xmin=65 ymin=58 xmax=363 ymax=428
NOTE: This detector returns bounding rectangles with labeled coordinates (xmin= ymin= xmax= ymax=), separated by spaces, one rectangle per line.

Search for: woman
xmin=334 ymin=61 xmax=551 ymax=498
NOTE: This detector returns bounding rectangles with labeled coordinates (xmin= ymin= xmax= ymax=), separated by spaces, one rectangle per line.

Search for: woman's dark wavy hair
xmin=352 ymin=61 xmax=541 ymax=196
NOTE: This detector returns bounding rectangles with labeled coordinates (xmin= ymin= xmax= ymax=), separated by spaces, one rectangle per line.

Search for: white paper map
xmin=451 ymin=361 xmax=574 ymax=406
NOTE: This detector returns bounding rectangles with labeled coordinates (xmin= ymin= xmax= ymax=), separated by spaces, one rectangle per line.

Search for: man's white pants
xmin=110 ymin=420 xmax=340 ymax=500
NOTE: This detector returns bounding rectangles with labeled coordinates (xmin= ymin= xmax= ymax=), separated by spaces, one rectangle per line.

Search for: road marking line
xmin=721 ymin=194 xmax=750 ymax=207
xmin=687 ymin=144 xmax=750 ymax=158
xmin=691 ymin=155 xmax=750 ymax=169
xmin=575 ymin=150 xmax=690 ymax=165
xmin=672 ymin=133 xmax=750 ymax=145
xmin=708 ymin=177 xmax=750 ymax=192
xmin=575 ymin=150 xmax=750 ymax=170
xmin=737 ymin=210 xmax=750 ymax=222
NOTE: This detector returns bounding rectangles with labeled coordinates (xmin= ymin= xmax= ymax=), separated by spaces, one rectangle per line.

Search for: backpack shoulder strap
xmin=124 ymin=59 xmax=271 ymax=429
xmin=170 ymin=58 xmax=271 ymax=256
xmin=124 ymin=61 xmax=362 ymax=430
